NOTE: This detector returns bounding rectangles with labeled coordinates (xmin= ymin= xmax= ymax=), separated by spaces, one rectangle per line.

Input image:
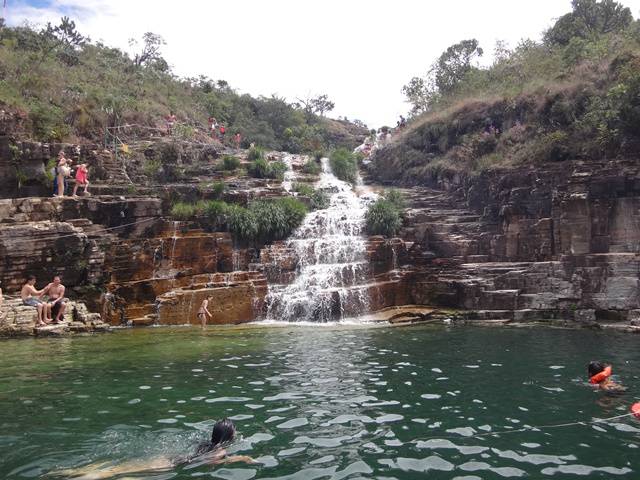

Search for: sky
xmin=4 ymin=0 xmax=640 ymax=127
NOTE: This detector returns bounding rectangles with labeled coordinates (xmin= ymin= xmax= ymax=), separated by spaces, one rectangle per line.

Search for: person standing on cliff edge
xmin=198 ymin=296 xmax=213 ymax=328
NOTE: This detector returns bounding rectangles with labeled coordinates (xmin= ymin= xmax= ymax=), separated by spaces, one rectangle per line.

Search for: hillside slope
xmin=369 ymin=1 xmax=640 ymax=186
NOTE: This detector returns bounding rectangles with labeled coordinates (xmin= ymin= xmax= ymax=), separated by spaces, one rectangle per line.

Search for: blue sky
xmin=5 ymin=0 xmax=640 ymax=127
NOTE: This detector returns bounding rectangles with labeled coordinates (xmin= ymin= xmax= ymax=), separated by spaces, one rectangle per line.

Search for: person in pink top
xmin=72 ymin=163 xmax=90 ymax=197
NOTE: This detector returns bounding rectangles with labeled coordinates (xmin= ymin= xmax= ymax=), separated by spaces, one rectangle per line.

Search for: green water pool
xmin=1 ymin=324 xmax=639 ymax=479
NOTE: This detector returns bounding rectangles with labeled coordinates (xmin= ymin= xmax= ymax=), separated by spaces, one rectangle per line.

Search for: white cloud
xmin=5 ymin=0 xmax=640 ymax=127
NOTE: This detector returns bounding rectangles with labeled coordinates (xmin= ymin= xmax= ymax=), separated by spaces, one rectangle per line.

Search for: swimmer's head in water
xmin=588 ymin=361 xmax=606 ymax=377
xmin=211 ymin=418 xmax=236 ymax=447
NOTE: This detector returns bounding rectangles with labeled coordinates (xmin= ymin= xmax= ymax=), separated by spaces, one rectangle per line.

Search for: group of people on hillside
xmin=20 ymin=274 xmax=68 ymax=326
xmin=54 ymin=150 xmax=90 ymax=198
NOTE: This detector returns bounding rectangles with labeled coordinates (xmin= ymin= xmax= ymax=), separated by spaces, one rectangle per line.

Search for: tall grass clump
xmin=329 ymin=148 xmax=358 ymax=184
xmin=221 ymin=155 xmax=241 ymax=171
xmin=365 ymin=189 xmax=405 ymax=237
xmin=302 ymin=158 xmax=321 ymax=175
xmin=293 ymin=182 xmax=329 ymax=210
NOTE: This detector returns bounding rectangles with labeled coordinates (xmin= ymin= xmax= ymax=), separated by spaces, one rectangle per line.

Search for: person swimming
xmin=53 ymin=418 xmax=253 ymax=479
xmin=588 ymin=361 xmax=627 ymax=393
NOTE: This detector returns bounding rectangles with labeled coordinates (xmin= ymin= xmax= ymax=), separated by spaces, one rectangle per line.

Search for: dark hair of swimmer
xmin=195 ymin=418 xmax=236 ymax=455
xmin=588 ymin=361 xmax=605 ymax=377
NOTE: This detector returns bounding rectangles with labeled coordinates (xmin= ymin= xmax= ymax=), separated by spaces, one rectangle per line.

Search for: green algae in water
xmin=1 ymin=325 xmax=639 ymax=479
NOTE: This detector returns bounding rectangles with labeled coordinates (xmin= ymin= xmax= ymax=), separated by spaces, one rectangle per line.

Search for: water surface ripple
xmin=0 ymin=325 xmax=638 ymax=479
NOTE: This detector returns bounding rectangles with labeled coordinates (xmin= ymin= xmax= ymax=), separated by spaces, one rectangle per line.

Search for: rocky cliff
xmin=367 ymin=147 xmax=640 ymax=329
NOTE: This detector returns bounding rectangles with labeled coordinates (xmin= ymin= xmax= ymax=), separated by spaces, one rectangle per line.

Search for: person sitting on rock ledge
xmin=20 ymin=275 xmax=49 ymax=326
xmin=43 ymin=275 xmax=67 ymax=324
xmin=588 ymin=361 xmax=627 ymax=393
xmin=53 ymin=418 xmax=254 ymax=479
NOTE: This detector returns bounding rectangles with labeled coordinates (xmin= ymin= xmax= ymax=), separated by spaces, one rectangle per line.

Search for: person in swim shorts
xmin=197 ymin=296 xmax=213 ymax=329
xmin=43 ymin=275 xmax=67 ymax=323
xmin=20 ymin=275 xmax=48 ymax=326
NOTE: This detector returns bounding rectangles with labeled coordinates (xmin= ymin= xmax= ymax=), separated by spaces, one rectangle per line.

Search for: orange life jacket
xmin=589 ymin=365 xmax=612 ymax=384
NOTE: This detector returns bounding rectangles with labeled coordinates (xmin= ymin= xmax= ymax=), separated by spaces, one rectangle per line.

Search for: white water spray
xmin=265 ymin=158 xmax=376 ymax=322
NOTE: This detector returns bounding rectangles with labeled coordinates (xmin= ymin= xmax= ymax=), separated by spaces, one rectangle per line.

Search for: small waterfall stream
xmin=265 ymin=158 xmax=376 ymax=322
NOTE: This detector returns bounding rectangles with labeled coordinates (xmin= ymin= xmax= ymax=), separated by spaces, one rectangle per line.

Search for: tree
xmin=402 ymin=76 xmax=437 ymax=115
xmin=130 ymin=32 xmax=166 ymax=68
xmin=545 ymin=0 xmax=633 ymax=45
xmin=433 ymin=39 xmax=483 ymax=94
xmin=297 ymin=94 xmax=335 ymax=116
xmin=39 ymin=16 xmax=86 ymax=65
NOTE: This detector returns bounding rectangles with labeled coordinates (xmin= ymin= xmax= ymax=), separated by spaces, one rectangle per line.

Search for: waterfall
xmin=265 ymin=158 xmax=376 ymax=322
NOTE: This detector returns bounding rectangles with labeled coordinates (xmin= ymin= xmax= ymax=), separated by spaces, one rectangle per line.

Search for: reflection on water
xmin=0 ymin=325 xmax=639 ymax=479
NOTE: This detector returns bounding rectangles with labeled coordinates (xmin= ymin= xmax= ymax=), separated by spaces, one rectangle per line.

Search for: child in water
xmin=588 ymin=361 xmax=627 ymax=392
xmin=54 ymin=418 xmax=253 ymax=479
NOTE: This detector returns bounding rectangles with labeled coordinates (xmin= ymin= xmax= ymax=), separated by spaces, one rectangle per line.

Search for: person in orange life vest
xmin=588 ymin=361 xmax=627 ymax=392
xmin=219 ymin=125 xmax=226 ymax=142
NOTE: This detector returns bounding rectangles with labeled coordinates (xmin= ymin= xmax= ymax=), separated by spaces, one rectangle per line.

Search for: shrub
xmin=211 ymin=180 xmax=226 ymax=198
xmin=203 ymin=199 xmax=228 ymax=218
xmin=293 ymin=183 xmax=329 ymax=210
xmin=268 ymin=161 xmax=288 ymax=180
xmin=248 ymin=158 xmax=270 ymax=178
xmin=365 ymin=199 xmax=402 ymax=237
xmin=247 ymin=145 xmax=265 ymax=161
xmin=384 ymin=189 xmax=406 ymax=209
xmin=250 ymin=197 xmax=307 ymax=242
xmin=293 ymin=183 xmax=314 ymax=197
xmin=221 ymin=155 xmax=240 ymax=171
xmin=310 ymin=190 xmax=330 ymax=210
xmin=226 ymin=204 xmax=257 ymax=242
xmin=329 ymin=148 xmax=358 ymax=184
xmin=248 ymin=158 xmax=287 ymax=180
xmin=143 ymin=158 xmax=162 ymax=179
xmin=302 ymin=158 xmax=321 ymax=175
xmin=170 ymin=201 xmax=197 ymax=220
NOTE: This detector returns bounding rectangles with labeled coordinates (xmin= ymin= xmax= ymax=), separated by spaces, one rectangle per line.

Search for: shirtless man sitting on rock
xmin=43 ymin=275 xmax=67 ymax=324
xmin=21 ymin=275 xmax=48 ymax=326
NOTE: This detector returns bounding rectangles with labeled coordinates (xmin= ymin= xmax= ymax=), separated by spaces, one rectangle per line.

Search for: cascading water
xmin=265 ymin=158 xmax=376 ymax=322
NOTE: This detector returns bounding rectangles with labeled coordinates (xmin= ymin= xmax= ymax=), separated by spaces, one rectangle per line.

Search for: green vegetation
xmin=168 ymin=197 xmax=308 ymax=244
xmin=248 ymin=157 xmax=287 ymax=181
xmin=387 ymin=0 xmax=640 ymax=182
xmin=0 ymin=18 xmax=366 ymax=150
xmin=329 ymin=148 xmax=358 ymax=184
xmin=221 ymin=155 xmax=240 ymax=171
xmin=365 ymin=190 xmax=405 ymax=237
xmin=293 ymin=183 xmax=330 ymax=210
xmin=302 ymin=158 xmax=322 ymax=175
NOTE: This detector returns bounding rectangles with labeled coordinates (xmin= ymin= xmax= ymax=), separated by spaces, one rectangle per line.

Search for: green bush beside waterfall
xmin=169 ymin=197 xmax=308 ymax=244
xmin=365 ymin=189 xmax=405 ymax=237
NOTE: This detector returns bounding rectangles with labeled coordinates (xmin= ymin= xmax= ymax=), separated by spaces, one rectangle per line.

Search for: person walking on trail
xmin=209 ymin=117 xmax=218 ymax=138
xmin=234 ymin=132 xmax=241 ymax=149
xmin=72 ymin=163 xmax=90 ymax=197
xmin=197 ymin=296 xmax=213 ymax=328
xmin=219 ymin=125 xmax=226 ymax=143
xmin=165 ymin=112 xmax=177 ymax=136
xmin=20 ymin=275 xmax=48 ymax=326
xmin=55 ymin=151 xmax=72 ymax=197
xmin=43 ymin=275 xmax=67 ymax=324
